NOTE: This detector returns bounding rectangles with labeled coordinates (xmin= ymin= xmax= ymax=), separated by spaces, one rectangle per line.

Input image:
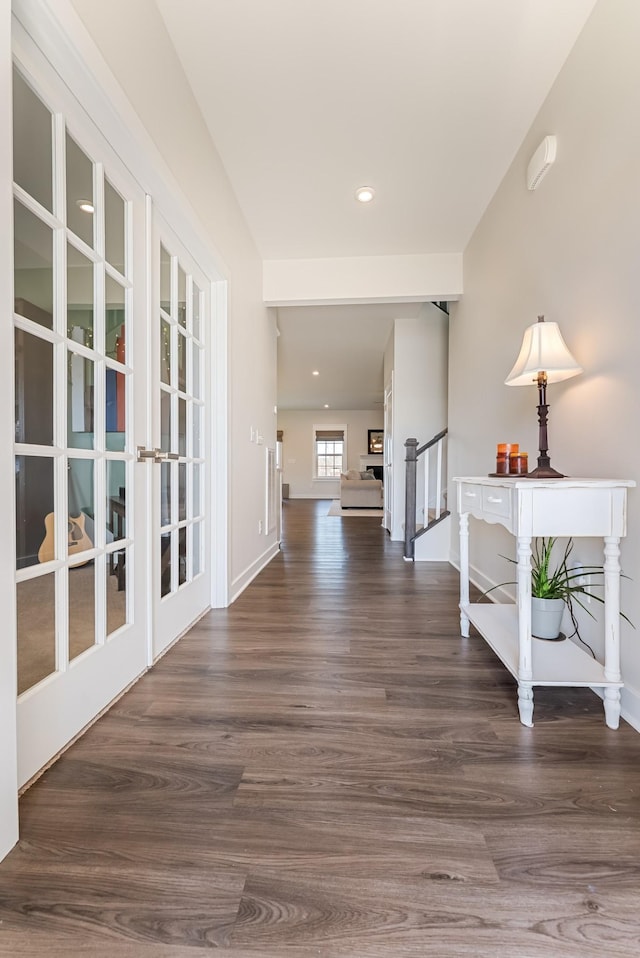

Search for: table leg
xmin=516 ymin=535 xmax=533 ymax=679
xmin=517 ymin=682 xmax=534 ymax=727
xmin=516 ymin=535 xmax=534 ymax=726
xmin=603 ymin=536 xmax=622 ymax=729
xmin=603 ymin=687 xmax=621 ymax=730
xmin=459 ymin=512 xmax=470 ymax=637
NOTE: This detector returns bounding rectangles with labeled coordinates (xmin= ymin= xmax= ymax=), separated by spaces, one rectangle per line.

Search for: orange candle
xmin=509 ymin=451 xmax=528 ymax=475
xmin=497 ymin=443 xmax=518 ymax=475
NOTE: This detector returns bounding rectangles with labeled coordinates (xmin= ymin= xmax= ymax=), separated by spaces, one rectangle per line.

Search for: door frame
xmin=0 ymin=0 xmax=19 ymax=862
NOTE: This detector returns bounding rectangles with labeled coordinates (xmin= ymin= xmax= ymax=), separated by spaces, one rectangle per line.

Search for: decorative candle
xmin=509 ymin=451 xmax=528 ymax=475
xmin=497 ymin=442 xmax=518 ymax=475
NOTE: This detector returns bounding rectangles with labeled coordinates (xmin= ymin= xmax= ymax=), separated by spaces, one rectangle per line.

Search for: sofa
xmin=340 ymin=469 xmax=383 ymax=508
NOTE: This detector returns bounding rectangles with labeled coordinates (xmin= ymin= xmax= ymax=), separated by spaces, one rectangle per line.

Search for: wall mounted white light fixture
xmin=527 ymin=136 xmax=557 ymax=191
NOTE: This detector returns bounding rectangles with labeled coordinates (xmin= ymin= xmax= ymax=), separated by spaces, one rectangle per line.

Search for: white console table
xmin=454 ymin=477 xmax=635 ymax=728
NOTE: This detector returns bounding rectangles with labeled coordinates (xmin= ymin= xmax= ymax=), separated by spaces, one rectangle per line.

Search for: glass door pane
xmin=67 ymin=243 xmax=94 ymax=345
xmin=66 ymin=133 xmax=94 ymax=247
xmin=105 ymin=179 xmax=125 ymax=273
xmin=69 ymin=564 xmax=96 ymax=661
xmin=14 ymin=200 xmax=54 ymax=328
xmin=17 ymin=573 xmax=56 ymax=694
xmin=16 ymin=455 xmax=54 ymax=568
xmin=15 ymin=331 xmax=54 ymax=446
xmin=13 ymin=70 xmax=53 ymax=212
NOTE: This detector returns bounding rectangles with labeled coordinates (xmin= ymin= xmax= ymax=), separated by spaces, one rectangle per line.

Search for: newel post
xmin=404 ymin=438 xmax=418 ymax=560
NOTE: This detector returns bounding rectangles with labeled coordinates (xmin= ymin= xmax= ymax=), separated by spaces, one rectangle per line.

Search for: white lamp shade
xmin=505 ymin=320 xmax=582 ymax=386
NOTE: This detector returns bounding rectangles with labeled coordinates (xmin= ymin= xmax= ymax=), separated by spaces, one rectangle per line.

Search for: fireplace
xmin=359 ymin=454 xmax=384 ymax=482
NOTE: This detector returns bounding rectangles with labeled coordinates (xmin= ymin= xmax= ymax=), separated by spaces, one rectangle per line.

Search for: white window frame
xmin=312 ymin=423 xmax=347 ymax=480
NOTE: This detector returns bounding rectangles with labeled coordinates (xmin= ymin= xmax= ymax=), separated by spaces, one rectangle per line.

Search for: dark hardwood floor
xmin=2 ymin=499 xmax=640 ymax=956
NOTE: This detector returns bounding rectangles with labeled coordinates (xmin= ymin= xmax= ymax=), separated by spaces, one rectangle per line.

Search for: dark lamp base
xmin=526 ymin=464 xmax=566 ymax=479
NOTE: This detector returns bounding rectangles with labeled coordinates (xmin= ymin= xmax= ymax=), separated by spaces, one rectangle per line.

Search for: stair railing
xmin=404 ymin=428 xmax=449 ymax=560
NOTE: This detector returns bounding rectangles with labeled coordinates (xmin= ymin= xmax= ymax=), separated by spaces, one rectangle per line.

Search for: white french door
xmin=150 ymin=216 xmax=211 ymax=657
xmin=12 ymin=20 xmax=221 ymax=790
xmin=13 ymin=59 xmax=149 ymax=786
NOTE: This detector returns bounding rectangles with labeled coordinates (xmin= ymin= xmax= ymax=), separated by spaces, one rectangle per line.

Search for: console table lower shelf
xmin=465 ymin=603 xmax=623 ymax=727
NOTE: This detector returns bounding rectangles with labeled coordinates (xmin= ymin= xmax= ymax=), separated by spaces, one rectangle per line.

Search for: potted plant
xmin=481 ymin=537 xmax=632 ymax=647
xmin=529 ymin=538 xmax=583 ymax=640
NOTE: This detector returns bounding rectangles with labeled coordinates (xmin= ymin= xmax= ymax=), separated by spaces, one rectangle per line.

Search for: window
xmin=316 ymin=440 xmax=343 ymax=477
xmin=314 ymin=427 xmax=345 ymax=478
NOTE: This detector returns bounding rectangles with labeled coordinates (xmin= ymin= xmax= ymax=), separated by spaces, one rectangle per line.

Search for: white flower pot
xmin=531 ymin=596 xmax=565 ymax=640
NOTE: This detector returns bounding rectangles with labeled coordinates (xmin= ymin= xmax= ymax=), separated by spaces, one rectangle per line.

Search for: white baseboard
xmin=229 ymin=541 xmax=280 ymax=604
xmin=449 ymin=555 xmax=514 ymax=603
xmin=619 ymin=685 xmax=640 ymax=732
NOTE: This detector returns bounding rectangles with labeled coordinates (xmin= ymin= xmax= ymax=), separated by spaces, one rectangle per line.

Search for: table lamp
xmin=505 ymin=315 xmax=582 ymax=478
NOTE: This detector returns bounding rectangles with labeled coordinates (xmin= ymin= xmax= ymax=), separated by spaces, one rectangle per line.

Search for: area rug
xmin=327 ymin=500 xmax=383 ymax=517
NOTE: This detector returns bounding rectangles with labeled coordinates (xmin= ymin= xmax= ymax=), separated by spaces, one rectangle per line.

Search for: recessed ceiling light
xmin=324 ymin=404 xmax=329 ymax=408
xmin=76 ymin=199 xmax=94 ymax=213
xmin=355 ymin=186 xmax=375 ymax=203
xmin=312 ymin=370 xmax=320 ymax=376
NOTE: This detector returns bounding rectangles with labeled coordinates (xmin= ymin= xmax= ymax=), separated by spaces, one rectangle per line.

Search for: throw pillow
xmin=359 ymin=471 xmax=374 ymax=480
xmin=345 ymin=469 xmax=361 ymax=480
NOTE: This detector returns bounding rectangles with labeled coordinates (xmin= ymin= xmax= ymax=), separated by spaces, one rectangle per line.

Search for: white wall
xmin=264 ymin=253 xmax=463 ymax=306
xmin=0 ymin=0 xmax=19 ymax=862
xmin=278 ymin=409 xmax=383 ymax=499
xmin=389 ymin=306 xmax=449 ymax=540
xmin=67 ymin=0 xmax=279 ymax=594
xmin=448 ymin=0 xmax=640 ymax=727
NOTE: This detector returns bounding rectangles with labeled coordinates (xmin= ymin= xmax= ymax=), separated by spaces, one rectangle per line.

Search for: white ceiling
xmin=276 ymin=303 xmax=423 ymax=410
xmin=155 ymin=0 xmax=597 ymax=409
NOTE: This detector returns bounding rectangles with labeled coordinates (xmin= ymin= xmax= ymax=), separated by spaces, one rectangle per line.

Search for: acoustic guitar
xmin=38 ymin=465 xmax=93 ymax=564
